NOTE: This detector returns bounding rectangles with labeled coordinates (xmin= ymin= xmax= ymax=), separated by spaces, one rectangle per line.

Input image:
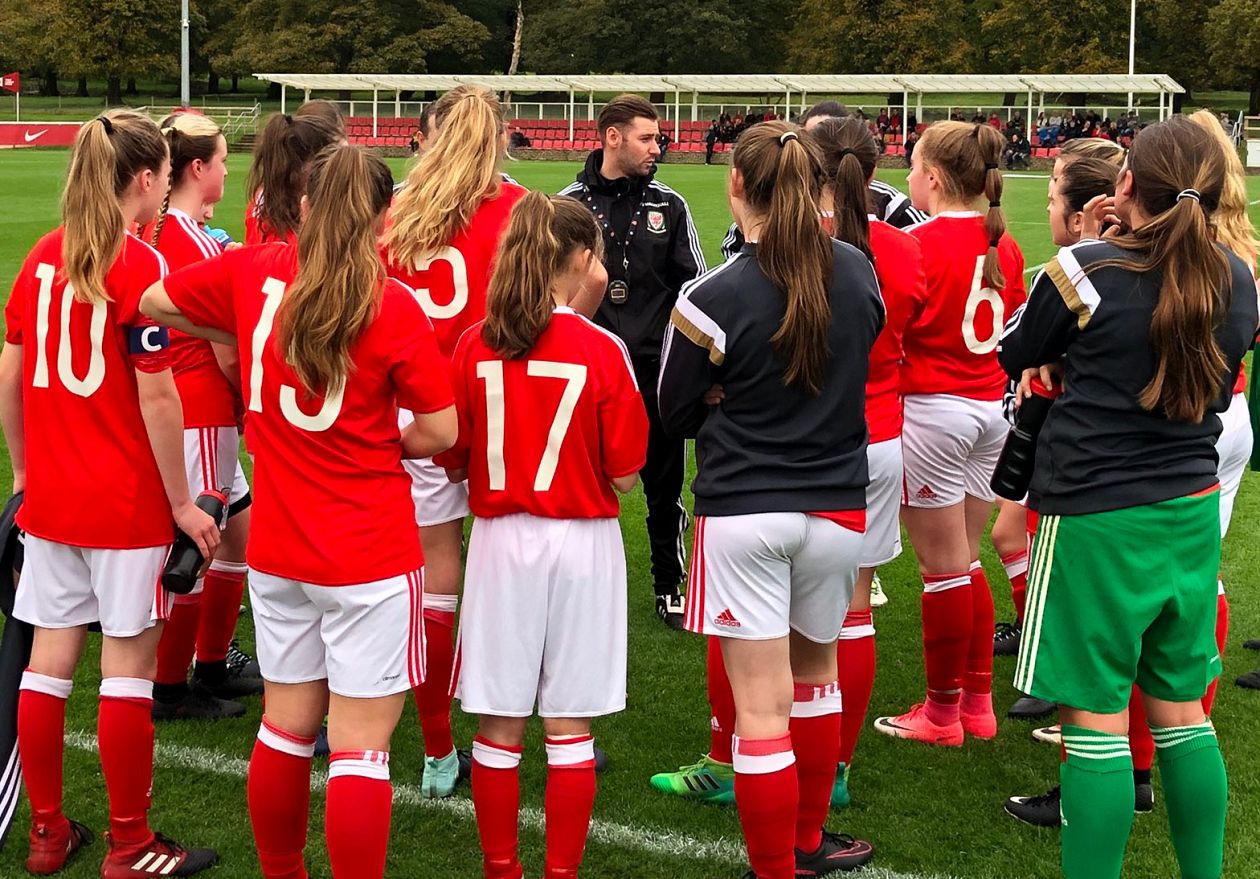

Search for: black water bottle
xmin=162 ymin=490 xmax=229 ymax=595
xmin=990 ymin=378 xmax=1062 ymax=501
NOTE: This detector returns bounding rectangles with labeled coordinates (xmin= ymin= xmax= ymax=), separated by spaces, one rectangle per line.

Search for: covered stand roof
xmin=254 ymin=72 xmax=1185 ymax=96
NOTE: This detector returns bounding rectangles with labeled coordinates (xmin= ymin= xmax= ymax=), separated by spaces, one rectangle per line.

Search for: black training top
xmin=658 ymin=240 xmax=885 ymax=516
xmin=998 ymin=238 xmax=1258 ymax=516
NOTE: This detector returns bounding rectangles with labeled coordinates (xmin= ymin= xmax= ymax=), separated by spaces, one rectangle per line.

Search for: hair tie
xmin=98 ymin=116 xmax=113 ymax=136
xmin=837 ymin=147 xmax=856 ymax=159
xmin=779 ymin=130 xmax=798 ymax=146
xmin=989 ymin=200 xmax=1002 ymax=208
xmin=989 ymin=236 xmax=1002 ymax=248
xmin=284 ymin=114 xmax=293 ymax=124
xmin=983 ymin=162 xmax=998 ymax=171
xmin=1176 ymin=189 xmax=1201 ymax=204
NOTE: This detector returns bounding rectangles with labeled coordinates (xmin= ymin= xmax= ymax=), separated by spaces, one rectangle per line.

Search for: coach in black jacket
xmin=560 ymin=95 xmax=706 ymax=629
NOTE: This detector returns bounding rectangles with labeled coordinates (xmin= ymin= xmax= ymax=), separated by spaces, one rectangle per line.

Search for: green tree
xmin=1207 ymin=0 xmax=1260 ymax=113
xmin=0 ymin=0 xmax=64 ymax=96
xmin=789 ymin=0 xmax=976 ymax=74
xmin=53 ymin=0 xmax=180 ymax=103
xmin=231 ymin=0 xmax=488 ymax=75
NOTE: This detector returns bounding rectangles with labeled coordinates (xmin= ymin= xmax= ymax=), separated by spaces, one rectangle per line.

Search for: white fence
xmin=325 ymin=98 xmax=1171 ymax=126
xmin=135 ymin=102 xmax=261 ymax=141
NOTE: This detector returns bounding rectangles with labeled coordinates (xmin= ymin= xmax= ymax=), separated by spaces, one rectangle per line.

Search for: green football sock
xmin=1153 ymin=723 xmax=1227 ymax=879
xmin=1060 ymin=725 xmax=1134 ymax=879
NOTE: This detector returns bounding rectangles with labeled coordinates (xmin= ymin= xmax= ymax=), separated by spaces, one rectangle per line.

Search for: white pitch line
xmin=1024 ymin=262 xmax=1046 ymax=276
xmin=65 ymin=731 xmax=959 ymax=879
xmin=1250 ymin=198 xmax=1260 ymax=205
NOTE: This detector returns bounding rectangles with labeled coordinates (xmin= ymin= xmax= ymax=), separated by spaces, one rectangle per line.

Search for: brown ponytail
xmin=733 ymin=121 xmax=833 ymax=395
xmin=245 ymin=112 xmax=343 ymax=242
xmin=808 ymin=116 xmax=878 ymax=259
xmin=483 ymin=193 xmax=602 ymax=359
xmin=1093 ymin=117 xmax=1231 ymax=423
xmin=276 ymin=145 xmax=393 ymax=395
xmin=917 ymin=121 xmax=1009 ymax=288
xmin=63 ymin=110 xmax=167 ymax=304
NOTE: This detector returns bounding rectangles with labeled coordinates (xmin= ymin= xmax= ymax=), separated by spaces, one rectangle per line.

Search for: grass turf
xmin=0 ymin=151 xmax=1259 ymax=878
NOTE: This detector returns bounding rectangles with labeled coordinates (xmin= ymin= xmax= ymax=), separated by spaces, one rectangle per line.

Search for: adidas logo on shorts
xmin=916 ymin=484 xmax=938 ymax=501
xmin=714 ymin=609 xmax=742 ymax=629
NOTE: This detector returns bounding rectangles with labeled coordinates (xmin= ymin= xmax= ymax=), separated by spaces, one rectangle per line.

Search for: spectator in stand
xmin=656 ymin=128 xmax=671 ymax=158
xmin=508 ymin=126 xmax=532 ymax=150
xmin=908 ymin=112 xmax=918 ymax=132
xmin=877 ymin=110 xmax=890 ymax=133
xmin=1003 ymin=132 xmax=1031 ymax=170
xmin=972 ymin=112 xmax=986 ymax=125
xmin=1048 ymin=113 xmax=1063 ymax=143
xmin=705 ymin=120 xmax=720 ymax=164
xmin=904 ymin=129 xmax=920 ymax=168
xmin=988 ymin=112 xmax=1002 ymax=129
xmin=890 ymin=111 xmax=902 ymax=134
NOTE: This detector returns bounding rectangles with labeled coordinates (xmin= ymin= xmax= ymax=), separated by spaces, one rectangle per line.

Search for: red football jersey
xmin=903 ymin=212 xmax=1026 ymax=400
xmin=866 ymin=219 xmax=928 ymax=442
xmin=152 ymin=207 xmax=239 ymax=428
xmin=4 ymin=230 xmax=175 ymax=548
xmin=162 ymin=243 xmax=454 ymax=584
xmin=437 ymin=307 xmax=648 ymax=519
xmin=244 ymin=190 xmax=297 ymax=247
xmin=381 ymin=181 xmax=528 ymax=359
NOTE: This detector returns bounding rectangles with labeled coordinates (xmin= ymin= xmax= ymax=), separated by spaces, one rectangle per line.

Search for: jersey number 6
xmin=477 ymin=360 xmax=588 ymax=492
xmin=962 ymin=255 xmax=1005 ymax=355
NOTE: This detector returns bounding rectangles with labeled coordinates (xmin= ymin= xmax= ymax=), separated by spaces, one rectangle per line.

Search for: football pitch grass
xmin=0 ymin=149 xmax=1259 ymax=878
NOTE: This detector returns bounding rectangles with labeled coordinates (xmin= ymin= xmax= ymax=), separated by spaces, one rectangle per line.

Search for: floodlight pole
xmin=1127 ymin=0 xmax=1136 ymax=112
xmin=180 ymin=0 xmax=190 ymax=108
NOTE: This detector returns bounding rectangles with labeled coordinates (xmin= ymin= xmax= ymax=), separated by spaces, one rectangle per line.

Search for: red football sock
xmin=707 ymin=637 xmax=736 ymax=764
xmin=196 ymin=560 xmax=248 ymax=663
xmin=732 ymin=734 xmax=798 ymax=879
xmin=543 ymin=736 xmax=597 ymax=879
xmin=789 ymin=682 xmax=842 ymax=854
xmin=17 ymin=672 xmax=72 ymax=831
xmin=1001 ymin=550 xmax=1030 ymax=627
xmin=414 ymin=594 xmax=456 ymax=759
xmin=472 ymin=737 xmax=524 ymax=879
xmin=964 ymin=561 xmax=994 ymax=704
xmin=155 ymin=596 xmax=200 ymax=686
xmin=249 ymin=719 xmax=316 ymax=879
xmin=1205 ymin=587 xmax=1229 ymax=715
xmin=1128 ymin=687 xmax=1154 ymax=772
xmin=98 ymin=678 xmax=156 ymax=854
xmin=836 ymin=611 xmax=875 ymax=766
xmin=921 ymin=572 xmax=971 ymax=725
xmin=327 ymin=751 xmax=393 ymax=879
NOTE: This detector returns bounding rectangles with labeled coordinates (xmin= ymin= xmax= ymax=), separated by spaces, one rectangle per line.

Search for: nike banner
xmin=0 ymin=73 xmax=17 ymax=94
xmin=0 ymin=121 xmax=81 ymax=148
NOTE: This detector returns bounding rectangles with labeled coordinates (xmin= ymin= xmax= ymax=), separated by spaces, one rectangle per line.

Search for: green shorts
xmin=1014 ymin=492 xmax=1222 ymax=714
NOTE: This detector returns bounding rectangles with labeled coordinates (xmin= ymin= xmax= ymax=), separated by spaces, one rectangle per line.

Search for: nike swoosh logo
xmin=23 ymin=129 xmax=47 ymax=143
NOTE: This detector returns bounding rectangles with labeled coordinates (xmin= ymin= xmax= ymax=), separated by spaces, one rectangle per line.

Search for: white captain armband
xmin=128 ymin=322 xmax=172 ymax=373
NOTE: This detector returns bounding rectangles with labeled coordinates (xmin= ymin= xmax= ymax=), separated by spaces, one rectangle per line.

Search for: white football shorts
xmin=16 ymin=535 xmax=171 ymax=637
xmin=862 ymin=438 xmax=903 ymax=568
xmin=684 ymin=512 xmax=863 ymax=644
xmin=184 ymin=426 xmax=250 ymax=506
xmin=901 ymin=394 xmax=1007 ymax=508
xmin=455 ymin=514 xmax=627 ymax=718
xmin=249 ymin=567 xmax=426 ymax=698
xmin=399 ymin=411 xmax=469 ymax=527
xmin=1217 ymin=391 xmax=1253 ymax=538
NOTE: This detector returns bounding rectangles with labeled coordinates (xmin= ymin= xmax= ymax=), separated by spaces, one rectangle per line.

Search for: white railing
xmin=325 ymin=98 xmax=1171 ymax=126
xmin=1245 ymin=116 xmax=1260 ymax=169
xmin=135 ymin=102 xmax=262 ymax=141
